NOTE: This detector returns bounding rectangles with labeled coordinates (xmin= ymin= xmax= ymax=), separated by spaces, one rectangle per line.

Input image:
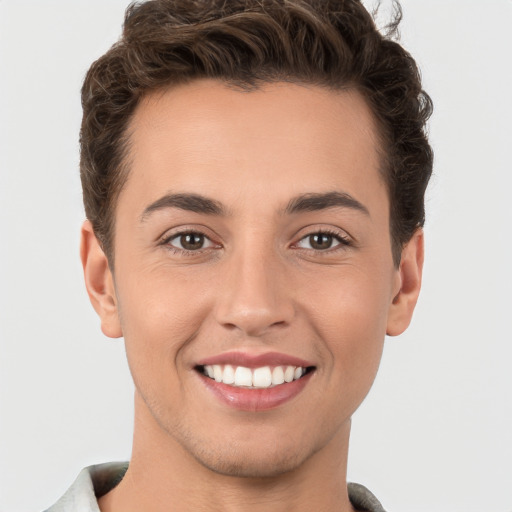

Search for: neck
xmin=98 ymin=393 xmax=356 ymax=512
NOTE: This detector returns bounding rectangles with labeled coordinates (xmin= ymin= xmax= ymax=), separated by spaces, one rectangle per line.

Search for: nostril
xmin=221 ymin=323 xmax=238 ymax=331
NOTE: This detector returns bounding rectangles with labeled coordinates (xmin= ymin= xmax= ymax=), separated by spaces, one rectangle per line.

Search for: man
xmin=46 ymin=0 xmax=432 ymax=510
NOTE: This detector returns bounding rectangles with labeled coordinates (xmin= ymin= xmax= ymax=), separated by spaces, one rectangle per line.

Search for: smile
xmin=195 ymin=351 xmax=316 ymax=411
xmin=199 ymin=364 xmax=311 ymax=388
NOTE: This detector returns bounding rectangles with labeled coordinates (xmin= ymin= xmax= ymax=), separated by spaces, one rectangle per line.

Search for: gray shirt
xmin=45 ymin=462 xmax=386 ymax=512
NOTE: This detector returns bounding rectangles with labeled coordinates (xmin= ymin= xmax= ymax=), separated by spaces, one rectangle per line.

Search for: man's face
xmin=96 ymin=80 xmax=411 ymax=477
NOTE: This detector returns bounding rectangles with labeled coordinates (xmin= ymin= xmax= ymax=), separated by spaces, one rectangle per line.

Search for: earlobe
xmin=386 ymin=229 xmax=424 ymax=336
xmin=80 ymin=220 xmax=123 ymax=338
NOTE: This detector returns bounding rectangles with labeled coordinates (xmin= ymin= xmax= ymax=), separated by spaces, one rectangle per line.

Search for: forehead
xmin=122 ymin=79 xmax=385 ymax=213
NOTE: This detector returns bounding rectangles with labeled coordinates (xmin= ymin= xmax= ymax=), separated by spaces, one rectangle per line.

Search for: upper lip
xmin=196 ymin=351 xmax=315 ymax=369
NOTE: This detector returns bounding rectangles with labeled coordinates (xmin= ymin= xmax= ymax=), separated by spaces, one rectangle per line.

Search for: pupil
xmin=181 ymin=233 xmax=203 ymax=250
xmin=311 ymin=233 xmax=332 ymax=250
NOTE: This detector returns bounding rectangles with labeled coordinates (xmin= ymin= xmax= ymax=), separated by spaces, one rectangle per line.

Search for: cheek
xmin=302 ymin=266 xmax=391 ymax=376
xmin=306 ymin=261 xmax=392 ymax=323
xmin=115 ymin=268 xmax=213 ymax=382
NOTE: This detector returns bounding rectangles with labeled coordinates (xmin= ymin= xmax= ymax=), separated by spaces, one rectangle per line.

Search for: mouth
xmin=196 ymin=364 xmax=315 ymax=389
xmin=194 ymin=352 xmax=316 ymax=411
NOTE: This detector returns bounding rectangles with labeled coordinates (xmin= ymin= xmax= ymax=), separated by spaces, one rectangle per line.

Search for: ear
xmin=386 ymin=229 xmax=424 ymax=336
xmin=80 ymin=220 xmax=123 ymax=338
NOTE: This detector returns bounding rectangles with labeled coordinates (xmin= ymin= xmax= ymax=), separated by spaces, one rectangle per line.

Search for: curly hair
xmin=80 ymin=0 xmax=433 ymax=266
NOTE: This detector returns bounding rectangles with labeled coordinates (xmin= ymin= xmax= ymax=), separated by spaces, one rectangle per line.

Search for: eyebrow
xmin=140 ymin=193 xmax=226 ymax=222
xmin=140 ymin=190 xmax=369 ymax=223
xmin=285 ymin=191 xmax=370 ymax=216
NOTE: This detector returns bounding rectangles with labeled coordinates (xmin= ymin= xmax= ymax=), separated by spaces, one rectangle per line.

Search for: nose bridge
xmin=215 ymin=234 xmax=293 ymax=336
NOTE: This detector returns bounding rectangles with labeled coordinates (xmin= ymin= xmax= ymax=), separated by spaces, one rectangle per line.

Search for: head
xmin=80 ymin=0 xmax=433 ymax=269
xmin=79 ymin=0 xmax=431 ymax=481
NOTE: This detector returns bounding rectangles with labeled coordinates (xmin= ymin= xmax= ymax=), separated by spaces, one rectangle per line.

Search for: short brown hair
xmin=80 ymin=0 xmax=433 ymax=266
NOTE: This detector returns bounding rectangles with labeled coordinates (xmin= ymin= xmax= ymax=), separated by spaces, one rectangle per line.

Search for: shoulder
xmin=44 ymin=462 xmax=128 ymax=512
xmin=348 ymin=482 xmax=387 ymax=512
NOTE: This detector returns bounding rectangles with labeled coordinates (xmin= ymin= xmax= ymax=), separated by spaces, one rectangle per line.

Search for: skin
xmin=81 ymin=80 xmax=423 ymax=512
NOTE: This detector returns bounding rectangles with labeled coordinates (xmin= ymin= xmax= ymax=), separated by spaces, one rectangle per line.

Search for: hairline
xmin=103 ymin=77 xmax=400 ymax=269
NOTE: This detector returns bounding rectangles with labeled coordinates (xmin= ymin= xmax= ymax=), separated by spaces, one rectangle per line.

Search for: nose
xmin=214 ymin=246 xmax=295 ymax=337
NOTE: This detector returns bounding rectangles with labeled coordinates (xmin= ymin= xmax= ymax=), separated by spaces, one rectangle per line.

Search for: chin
xmin=184 ymin=436 xmax=312 ymax=479
xmin=194 ymin=457 xmax=300 ymax=479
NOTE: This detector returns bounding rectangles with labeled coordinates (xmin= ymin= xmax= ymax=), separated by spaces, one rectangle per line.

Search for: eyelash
xmin=293 ymin=229 xmax=352 ymax=253
xmin=160 ymin=228 xmax=352 ymax=256
xmin=160 ymin=230 xmax=218 ymax=256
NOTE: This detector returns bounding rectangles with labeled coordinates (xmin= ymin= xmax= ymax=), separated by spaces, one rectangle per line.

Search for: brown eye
xmin=296 ymin=231 xmax=349 ymax=251
xmin=167 ymin=232 xmax=213 ymax=251
xmin=180 ymin=233 xmax=204 ymax=250
xmin=309 ymin=233 xmax=334 ymax=250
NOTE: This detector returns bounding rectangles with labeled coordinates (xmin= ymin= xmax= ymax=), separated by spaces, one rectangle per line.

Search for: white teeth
xmin=234 ymin=366 xmax=253 ymax=387
xmin=202 ymin=364 xmax=309 ymax=388
xmin=284 ymin=365 xmax=295 ymax=383
xmin=213 ymin=365 xmax=223 ymax=382
xmin=253 ymin=366 xmax=272 ymax=388
xmin=222 ymin=364 xmax=235 ymax=384
xmin=271 ymin=366 xmax=285 ymax=385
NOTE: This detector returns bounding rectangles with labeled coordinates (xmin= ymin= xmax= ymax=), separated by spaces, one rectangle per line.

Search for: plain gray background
xmin=1 ymin=1 xmax=511 ymax=510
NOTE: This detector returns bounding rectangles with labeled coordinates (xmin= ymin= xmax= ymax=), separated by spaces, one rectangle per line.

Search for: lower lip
xmin=198 ymin=371 xmax=314 ymax=412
